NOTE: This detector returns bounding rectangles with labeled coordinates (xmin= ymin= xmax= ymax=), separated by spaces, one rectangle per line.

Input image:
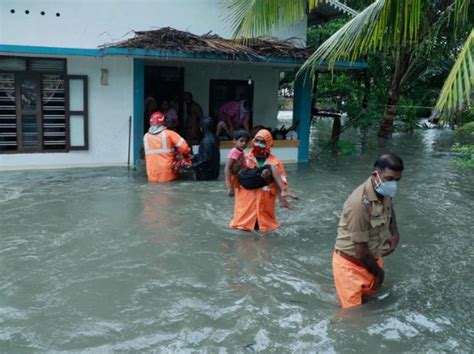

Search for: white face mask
xmin=375 ymin=172 xmax=398 ymax=198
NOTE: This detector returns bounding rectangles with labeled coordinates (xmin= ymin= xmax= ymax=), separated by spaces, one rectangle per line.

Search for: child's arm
xmin=225 ymin=158 xmax=236 ymax=197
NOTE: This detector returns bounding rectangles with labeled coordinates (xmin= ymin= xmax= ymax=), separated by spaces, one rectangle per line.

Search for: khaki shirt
xmin=335 ymin=178 xmax=393 ymax=259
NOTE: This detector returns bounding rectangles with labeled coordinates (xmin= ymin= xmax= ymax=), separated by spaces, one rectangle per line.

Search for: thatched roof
xmin=101 ymin=27 xmax=314 ymax=61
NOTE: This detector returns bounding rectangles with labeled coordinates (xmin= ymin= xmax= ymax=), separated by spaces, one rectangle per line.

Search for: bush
xmin=451 ymin=143 xmax=474 ymax=168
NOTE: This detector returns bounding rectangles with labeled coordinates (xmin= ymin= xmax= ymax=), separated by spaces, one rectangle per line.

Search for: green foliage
xmin=226 ymin=0 xmax=321 ymax=39
xmin=322 ymin=139 xmax=358 ymax=155
xmin=395 ymin=97 xmax=422 ymax=132
xmin=335 ymin=140 xmax=358 ymax=155
xmin=457 ymin=121 xmax=474 ymax=133
xmin=307 ymin=18 xmax=349 ymax=48
xmin=435 ymin=30 xmax=474 ymax=123
xmin=451 ymin=142 xmax=474 ymax=168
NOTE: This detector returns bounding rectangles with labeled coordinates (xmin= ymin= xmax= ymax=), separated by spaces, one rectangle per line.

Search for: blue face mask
xmin=375 ymin=172 xmax=399 ymax=198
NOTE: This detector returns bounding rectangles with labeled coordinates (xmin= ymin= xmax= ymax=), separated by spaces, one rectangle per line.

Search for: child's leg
xmin=268 ymin=165 xmax=298 ymax=199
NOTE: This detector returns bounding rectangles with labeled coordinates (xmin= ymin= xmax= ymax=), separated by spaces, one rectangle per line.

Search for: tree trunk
xmin=331 ymin=116 xmax=342 ymax=143
xmin=378 ymin=51 xmax=412 ymax=138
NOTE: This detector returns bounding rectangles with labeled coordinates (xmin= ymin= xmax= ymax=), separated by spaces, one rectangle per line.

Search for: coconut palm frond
xmin=299 ymin=0 xmax=425 ymax=75
xmin=435 ymin=29 xmax=474 ymax=123
xmin=225 ymin=0 xmax=321 ymax=40
xmin=454 ymin=0 xmax=470 ymax=38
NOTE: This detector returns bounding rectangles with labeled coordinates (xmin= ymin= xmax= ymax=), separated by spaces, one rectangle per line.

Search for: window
xmin=209 ymin=79 xmax=254 ymax=127
xmin=0 ymin=56 xmax=88 ymax=153
xmin=67 ymin=76 xmax=88 ymax=150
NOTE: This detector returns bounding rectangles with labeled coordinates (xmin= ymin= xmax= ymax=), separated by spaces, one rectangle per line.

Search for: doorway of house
xmin=144 ymin=66 xmax=184 ymax=133
xmin=209 ymin=79 xmax=254 ymax=134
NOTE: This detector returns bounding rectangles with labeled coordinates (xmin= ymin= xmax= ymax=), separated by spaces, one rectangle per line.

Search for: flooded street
xmin=0 ymin=122 xmax=473 ymax=352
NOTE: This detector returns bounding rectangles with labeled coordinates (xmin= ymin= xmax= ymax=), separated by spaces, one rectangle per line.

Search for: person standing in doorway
xmin=332 ymin=154 xmax=404 ymax=308
xmin=183 ymin=92 xmax=203 ymax=145
xmin=143 ymin=111 xmax=191 ymax=182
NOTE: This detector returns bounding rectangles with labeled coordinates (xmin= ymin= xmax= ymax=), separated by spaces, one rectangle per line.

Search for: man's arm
xmin=193 ymin=103 xmax=203 ymax=120
xmin=382 ymin=208 xmax=400 ymax=257
xmin=172 ymin=133 xmax=191 ymax=155
xmin=354 ymin=242 xmax=384 ymax=289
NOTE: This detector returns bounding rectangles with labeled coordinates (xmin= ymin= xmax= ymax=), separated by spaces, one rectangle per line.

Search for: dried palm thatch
xmin=101 ymin=27 xmax=313 ymax=60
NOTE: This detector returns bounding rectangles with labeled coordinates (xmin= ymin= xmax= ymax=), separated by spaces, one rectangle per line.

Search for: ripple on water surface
xmin=0 ymin=128 xmax=473 ymax=351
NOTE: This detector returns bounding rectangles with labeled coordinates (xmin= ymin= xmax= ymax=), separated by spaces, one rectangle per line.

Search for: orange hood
xmin=253 ymin=129 xmax=273 ymax=154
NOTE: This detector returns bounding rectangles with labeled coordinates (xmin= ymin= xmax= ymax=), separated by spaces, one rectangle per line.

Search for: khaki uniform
xmin=335 ymin=178 xmax=392 ymax=259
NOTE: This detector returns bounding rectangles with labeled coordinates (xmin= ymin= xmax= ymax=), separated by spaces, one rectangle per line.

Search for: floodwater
xmin=0 ymin=120 xmax=473 ymax=352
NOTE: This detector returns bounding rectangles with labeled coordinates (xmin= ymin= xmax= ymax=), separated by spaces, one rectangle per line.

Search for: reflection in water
xmin=0 ymin=123 xmax=472 ymax=351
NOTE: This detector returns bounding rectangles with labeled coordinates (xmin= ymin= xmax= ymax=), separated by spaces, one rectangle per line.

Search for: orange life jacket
xmin=143 ymin=129 xmax=191 ymax=182
xmin=229 ymin=152 xmax=288 ymax=232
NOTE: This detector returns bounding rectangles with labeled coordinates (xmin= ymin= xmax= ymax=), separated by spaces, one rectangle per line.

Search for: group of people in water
xmin=143 ymin=100 xmax=404 ymax=309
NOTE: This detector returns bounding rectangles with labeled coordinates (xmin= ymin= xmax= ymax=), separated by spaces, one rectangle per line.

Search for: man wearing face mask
xmin=332 ymin=154 xmax=403 ymax=308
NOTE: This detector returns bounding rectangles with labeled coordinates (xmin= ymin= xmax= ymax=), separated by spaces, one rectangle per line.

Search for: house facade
xmin=0 ymin=0 xmax=357 ymax=170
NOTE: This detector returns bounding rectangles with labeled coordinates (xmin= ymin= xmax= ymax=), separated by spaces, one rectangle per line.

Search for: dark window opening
xmin=144 ymin=66 xmax=184 ymax=133
xmin=10 ymin=9 xmax=15 ymax=14
xmin=25 ymin=10 xmax=29 ymax=14
xmin=41 ymin=11 xmax=45 ymax=15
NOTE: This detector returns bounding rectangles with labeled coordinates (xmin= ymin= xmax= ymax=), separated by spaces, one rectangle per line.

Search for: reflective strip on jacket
xmin=144 ymin=130 xmax=191 ymax=182
xmin=229 ymin=152 xmax=288 ymax=232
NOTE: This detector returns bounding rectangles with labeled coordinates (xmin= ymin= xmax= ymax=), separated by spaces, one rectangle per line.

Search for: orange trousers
xmin=332 ymin=251 xmax=384 ymax=308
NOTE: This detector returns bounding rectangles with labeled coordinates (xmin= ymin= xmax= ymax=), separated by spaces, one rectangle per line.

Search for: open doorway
xmin=144 ymin=66 xmax=184 ymax=133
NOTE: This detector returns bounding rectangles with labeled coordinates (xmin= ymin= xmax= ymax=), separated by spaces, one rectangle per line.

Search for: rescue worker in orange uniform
xmin=229 ymin=129 xmax=293 ymax=232
xmin=333 ymin=154 xmax=404 ymax=308
xmin=143 ymin=111 xmax=191 ymax=182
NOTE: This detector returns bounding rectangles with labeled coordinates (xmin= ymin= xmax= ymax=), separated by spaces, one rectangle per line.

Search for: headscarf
xmin=252 ymin=129 xmax=273 ymax=154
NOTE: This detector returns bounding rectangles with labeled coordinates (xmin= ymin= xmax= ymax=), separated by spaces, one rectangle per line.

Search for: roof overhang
xmin=0 ymin=44 xmax=367 ymax=70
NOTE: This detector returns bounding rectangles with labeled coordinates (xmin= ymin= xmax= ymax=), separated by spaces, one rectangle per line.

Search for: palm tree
xmin=226 ymin=0 xmax=472 ymax=137
xmin=434 ymin=29 xmax=473 ymax=123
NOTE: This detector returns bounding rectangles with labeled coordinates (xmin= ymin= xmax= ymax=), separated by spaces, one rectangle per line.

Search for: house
xmin=0 ymin=0 xmax=364 ymax=170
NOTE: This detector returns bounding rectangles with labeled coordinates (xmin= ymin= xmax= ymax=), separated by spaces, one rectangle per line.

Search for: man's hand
xmin=382 ymin=233 xmax=400 ymax=257
xmin=374 ymin=268 xmax=385 ymax=291
xmin=227 ymin=187 xmax=235 ymax=197
xmin=384 ymin=208 xmax=400 ymax=257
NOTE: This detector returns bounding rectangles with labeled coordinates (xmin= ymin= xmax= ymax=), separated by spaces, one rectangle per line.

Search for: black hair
xmin=233 ymin=129 xmax=250 ymax=141
xmin=374 ymin=154 xmax=404 ymax=172
xmin=184 ymin=91 xmax=193 ymax=99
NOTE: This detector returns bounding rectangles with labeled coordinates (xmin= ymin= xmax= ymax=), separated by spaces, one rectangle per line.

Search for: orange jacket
xmin=144 ymin=129 xmax=191 ymax=182
xmin=229 ymin=152 xmax=288 ymax=232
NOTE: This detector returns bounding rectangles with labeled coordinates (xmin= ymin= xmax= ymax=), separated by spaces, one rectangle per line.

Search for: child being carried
xmin=225 ymin=130 xmax=298 ymax=202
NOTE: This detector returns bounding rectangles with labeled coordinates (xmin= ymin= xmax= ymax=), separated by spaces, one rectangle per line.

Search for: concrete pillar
xmin=293 ymin=70 xmax=312 ymax=162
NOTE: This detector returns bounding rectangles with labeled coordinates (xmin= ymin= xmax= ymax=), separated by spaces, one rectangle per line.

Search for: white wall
xmin=0 ymin=53 xmax=289 ymax=170
xmin=0 ymin=54 xmax=134 ymax=170
xmin=0 ymin=0 xmax=307 ymax=48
